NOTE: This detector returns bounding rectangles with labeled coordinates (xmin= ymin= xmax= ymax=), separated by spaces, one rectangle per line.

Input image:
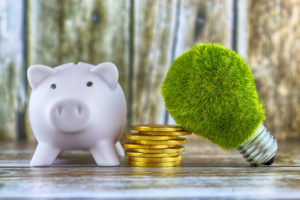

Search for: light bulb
xmin=161 ymin=43 xmax=278 ymax=166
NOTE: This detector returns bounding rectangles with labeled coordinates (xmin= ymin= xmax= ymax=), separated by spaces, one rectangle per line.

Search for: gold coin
xmin=133 ymin=138 xmax=187 ymax=145
xmin=124 ymin=133 xmax=177 ymax=141
xmin=131 ymin=146 xmax=185 ymax=154
xmin=128 ymin=160 xmax=181 ymax=167
xmin=123 ymin=143 xmax=177 ymax=149
xmin=139 ymin=131 xmax=191 ymax=136
xmin=125 ymin=150 xmax=179 ymax=157
xmin=129 ymin=155 xmax=182 ymax=162
xmin=131 ymin=124 xmax=184 ymax=132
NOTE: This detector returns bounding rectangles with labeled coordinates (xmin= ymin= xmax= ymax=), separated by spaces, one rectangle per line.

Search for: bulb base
xmin=237 ymin=124 xmax=278 ymax=166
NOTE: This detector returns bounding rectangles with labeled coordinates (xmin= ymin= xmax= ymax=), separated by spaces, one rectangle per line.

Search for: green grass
xmin=161 ymin=44 xmax=265 ymax=149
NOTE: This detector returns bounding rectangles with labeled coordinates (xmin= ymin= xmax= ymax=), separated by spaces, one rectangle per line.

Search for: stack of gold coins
xmin=123 ymin=124 xmax=191 ymax=167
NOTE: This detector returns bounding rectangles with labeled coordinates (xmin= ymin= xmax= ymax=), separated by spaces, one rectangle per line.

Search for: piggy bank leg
xmin=115 ymin=141 xmax=125 ymax=157
xmin=90 ymin=141 xmax=120 ymax=166
xmin=30 ymin=142 xmax=61 ymax=167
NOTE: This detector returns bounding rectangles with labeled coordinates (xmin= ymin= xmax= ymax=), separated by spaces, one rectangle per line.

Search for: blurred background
xmin=0 ymin=0 xmax=299 ymax=143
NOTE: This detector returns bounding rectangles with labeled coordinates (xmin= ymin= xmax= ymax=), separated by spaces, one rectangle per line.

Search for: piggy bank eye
xmin=51 ymin=83 xmax=56 ymax=89
xmin=87 ymin=81 xmax=93 ymax=87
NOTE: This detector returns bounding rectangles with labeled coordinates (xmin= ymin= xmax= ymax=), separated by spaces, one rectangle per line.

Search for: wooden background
xmin=0 ymin=0 xmax=299 ymax=142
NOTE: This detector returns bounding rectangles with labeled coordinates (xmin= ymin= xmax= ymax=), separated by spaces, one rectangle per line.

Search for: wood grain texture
xmin=0 ymin=0 xmax=24 ymax=140
xmin=236 ymin=0 xmax=247 ymax=58
xmin=28 ymin=0 xmax=129 ymax=89
xmin=0 ymin=139 xmax=299 ymax=199
xmin=168 ymin=0 xmax=234 ymax=124
xmin=131 ymin=0 xmax=177 ymax=125
xmin=247 ymin=0 xmax=300 ymax=139
xmin=175 ymin=0 xmax=233 ymax=55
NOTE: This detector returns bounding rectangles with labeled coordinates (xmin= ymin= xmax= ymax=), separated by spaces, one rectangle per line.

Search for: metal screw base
xmin=237 ymin=124 xmax=278 ymax=166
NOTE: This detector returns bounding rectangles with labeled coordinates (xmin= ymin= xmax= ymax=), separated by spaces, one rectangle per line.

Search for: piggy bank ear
xmin=90 ymin=62 xmax=119 ymax=89
xmin=27 ymin=65 xmax=55 ymax=89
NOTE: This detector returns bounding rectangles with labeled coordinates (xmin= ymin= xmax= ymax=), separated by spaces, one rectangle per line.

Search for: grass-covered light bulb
xmin=161 ymin=43 xmax=278 ymax=166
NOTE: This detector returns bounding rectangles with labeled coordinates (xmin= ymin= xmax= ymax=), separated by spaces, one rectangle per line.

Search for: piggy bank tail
xmin=115 ymin=141 xmax=125 ymax=157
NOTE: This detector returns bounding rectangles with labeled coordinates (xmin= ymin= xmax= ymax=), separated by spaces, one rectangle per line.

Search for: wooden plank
xmin=0 ymin=166 xmax=300 ymax=198
xmin=247 ymin=0 xmax=300 ymax=140
xmin=27 ymin=0 xmax=62 ymax=68
xmin=0 ymin=139 xmax=299 ymax=198
xmin=130 ymin=0 xmax=178 ymax=125
xmin=28 ymin=0 xmax=129 ymax=90
xmin=175 ymin=0 xmax=233 ymax=55
xmin=167 ymin=0 xmax=234 ymax=124
xmin=27 ymin=0 xmax=129 ymax=137
xmin=60 ymin=0 xmax=129 ymax=92
xmin=0 ymin=0 xmax=24 ymax=140
xmin=236 ymin=0 xmax=247 ymax=59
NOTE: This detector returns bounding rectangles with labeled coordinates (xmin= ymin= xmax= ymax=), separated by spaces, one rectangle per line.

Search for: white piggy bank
xmin=27 ymin=62 xmax=127 ymax=166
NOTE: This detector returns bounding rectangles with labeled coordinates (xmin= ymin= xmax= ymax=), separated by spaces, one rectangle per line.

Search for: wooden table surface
xmin=0 ymin=137 xmax=300 ymax=199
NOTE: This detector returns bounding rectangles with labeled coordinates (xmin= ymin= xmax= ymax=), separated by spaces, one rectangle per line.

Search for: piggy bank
xmin=27 ymin=62 xmax=127 ymax=166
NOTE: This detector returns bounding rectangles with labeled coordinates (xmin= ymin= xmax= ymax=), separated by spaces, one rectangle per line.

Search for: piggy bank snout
xmin=50 ymin=99 xmax=90 ymax=133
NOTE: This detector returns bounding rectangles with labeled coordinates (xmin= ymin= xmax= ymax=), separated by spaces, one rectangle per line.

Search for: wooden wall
xmin=247 ymin=0 xmax=300 ymax=140
xmin=0 ymin=0 xmax=24 ymax=140
xmin=0 ymin=0 xmax=299 ymax=141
